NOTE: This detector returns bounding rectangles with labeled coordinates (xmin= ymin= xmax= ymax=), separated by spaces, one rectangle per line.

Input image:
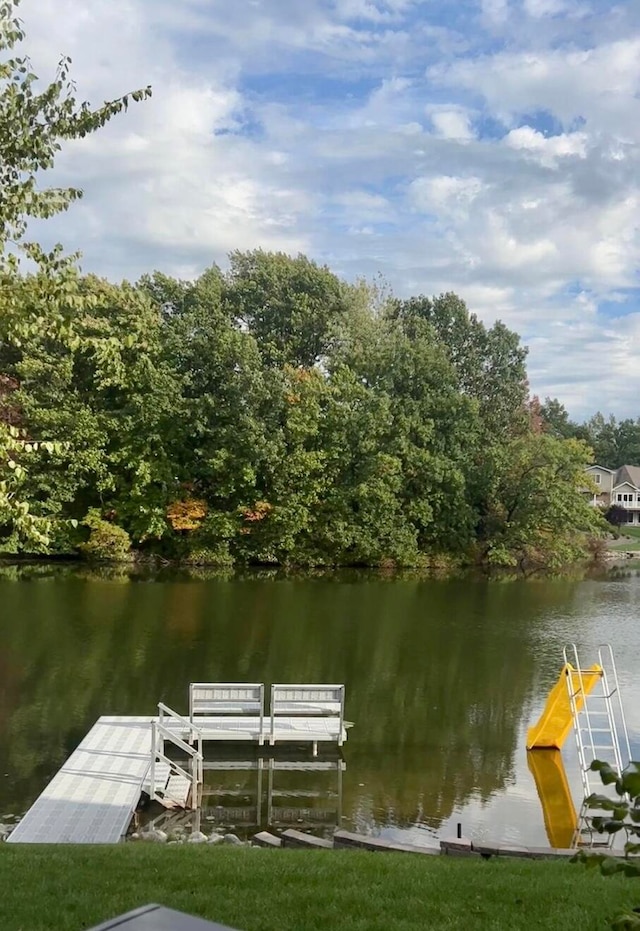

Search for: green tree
xmin=587 ymin=413 xmax=621 ymax=468
xmin=6 ymin=276 xmax=184 ymax=549
xmin=225 ymin=250 xmax=352 ymax=368
xmin=390 ymin=292 xmax=529 ymax=437
xmin=540 ymin=397 xmax=576 ymax=439
xmin=0 ymin=0 xmax=150 ymax=549
xmin=476 ymin=434 xmax=607 ymax=570
xmin=334 ymin=310 xmax=478 ymax=555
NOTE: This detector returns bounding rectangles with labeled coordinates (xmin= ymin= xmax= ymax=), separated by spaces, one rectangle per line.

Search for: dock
xmin=8 ymin=682 xmax=349 ymax=845
xmin=7 ymin=717 xmax=154 ymax=844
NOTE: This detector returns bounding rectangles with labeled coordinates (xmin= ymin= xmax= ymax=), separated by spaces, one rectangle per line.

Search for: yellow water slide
xmin=527 ymin=749 xmax=578 ymax=849
xmin=526 ymin=663 xmax=602 ymax=750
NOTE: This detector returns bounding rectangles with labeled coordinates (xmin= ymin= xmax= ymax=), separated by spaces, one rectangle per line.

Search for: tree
xmin=389 ymin=292 xmax=529 ymax=437
xmin=333 ymin=310 xmax=478 ymax=555
xmin=0 ymin=0 xmax=151 ymax=548
xmin=476 ymin=434 xmax=607 ymax=570
xmin=587 ymin=413 xmax=622 ymax=468
xmin=225 ymin=250 xmax=352 ymax=368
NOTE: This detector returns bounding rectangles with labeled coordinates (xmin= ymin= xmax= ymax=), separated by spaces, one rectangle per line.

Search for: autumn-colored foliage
xmin=166 ymin=498 xmax=208 ymax=532
xmin=0 ymin=375 xmax=20 ymax=426
xmin=241 ymin=501 xmax=273 ymax=523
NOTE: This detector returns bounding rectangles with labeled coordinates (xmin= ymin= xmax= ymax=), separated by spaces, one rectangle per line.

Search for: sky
xmin=18 ymin=0 xmax=640 ymax=421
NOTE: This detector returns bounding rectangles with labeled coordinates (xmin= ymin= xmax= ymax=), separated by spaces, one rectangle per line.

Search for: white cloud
xmin=428 ymin=105 xmax=475 ymax=140
xmin=523 ymin=0 xmax=569 ymax=17
xmin=409 ymin=175 xmax=484 ymax=214
xmin=481 ymin=0 xmax=510 ymax=24
xmin=505 ymin=126 xmax=588 ymax=165
xmin=434 ymin=39 xmax=640 ymax=133
xmin=16 ymin=0 xmax=640 ymax=419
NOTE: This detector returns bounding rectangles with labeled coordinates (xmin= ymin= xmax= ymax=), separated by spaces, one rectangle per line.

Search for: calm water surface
xmin=0 ymin=566 xmax=639 ymax=847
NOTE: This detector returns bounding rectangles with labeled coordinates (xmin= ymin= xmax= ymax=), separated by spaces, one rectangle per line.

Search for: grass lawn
xmin=608 ymin=540 xmax=640 ymax=551
xmin=0 ymin=846 xmax=637 ymax=931
xmin=607 ymin=527 xmax=640 ymax=550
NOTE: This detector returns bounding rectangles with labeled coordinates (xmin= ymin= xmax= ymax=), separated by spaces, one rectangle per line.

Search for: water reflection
xmin=140 ymin=752 xmax=346 ymax=839
xmin=0 ymin=567 xmax=638 ymax=847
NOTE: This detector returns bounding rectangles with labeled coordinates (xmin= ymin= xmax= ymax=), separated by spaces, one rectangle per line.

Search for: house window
xmin=617 ymin=494 xmax=623 ymax=502
xmin=595 ymin=474 xmax=601 ymax=485
xmin=628 ymin=512 xmax=635 ymax=523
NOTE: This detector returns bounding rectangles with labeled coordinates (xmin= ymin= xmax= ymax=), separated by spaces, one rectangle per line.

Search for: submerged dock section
xmin=8 ymin=682 xmax=349 ymax=845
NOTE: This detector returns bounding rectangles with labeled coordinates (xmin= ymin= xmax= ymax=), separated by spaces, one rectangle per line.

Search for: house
xmin=585 ymin=464 xmax=640 ymax=525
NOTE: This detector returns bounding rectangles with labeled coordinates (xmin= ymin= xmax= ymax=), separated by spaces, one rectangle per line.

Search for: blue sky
xmin=21 ymin=0 xmax=640 ymax=420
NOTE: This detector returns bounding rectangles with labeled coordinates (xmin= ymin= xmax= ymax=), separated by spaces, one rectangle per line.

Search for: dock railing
xmin=150 ymin=704 xmax=204 ymax=809
xmin=158 ymin=702 xmax=203 ymax=752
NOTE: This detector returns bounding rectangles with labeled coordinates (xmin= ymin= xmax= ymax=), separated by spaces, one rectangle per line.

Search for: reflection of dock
xmin=145 ymin=755 xmax=345 ymax=837
xmin=267 ymin=759 xmax=344 ymax=830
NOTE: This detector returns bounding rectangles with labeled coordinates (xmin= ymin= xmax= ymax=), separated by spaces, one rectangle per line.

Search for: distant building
xmin=584 ymin=464 xmax=640 ymax=525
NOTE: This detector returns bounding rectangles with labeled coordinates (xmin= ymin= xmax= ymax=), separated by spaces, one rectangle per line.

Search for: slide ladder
xmin=563 ymin=643 xmax=631 ymax=847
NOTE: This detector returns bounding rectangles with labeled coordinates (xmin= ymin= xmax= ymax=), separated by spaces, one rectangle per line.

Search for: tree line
xmin=539 ymin=400 xmax=640 ymax=471
xmin=0 ymin=255 xmax=606 ymax=569
xmin=0 ymin=0 xmax=605 ymax=570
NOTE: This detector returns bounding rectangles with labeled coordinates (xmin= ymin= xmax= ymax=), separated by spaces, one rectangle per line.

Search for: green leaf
xmin=621 ymin=771 xmax=640 ymax=798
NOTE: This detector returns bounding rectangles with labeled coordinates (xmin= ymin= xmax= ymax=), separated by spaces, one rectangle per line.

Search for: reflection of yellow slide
xmin=527 ymin=749 xmax=578 ymax=849
xmin=526 ymin=663 xmax=602 ymax=750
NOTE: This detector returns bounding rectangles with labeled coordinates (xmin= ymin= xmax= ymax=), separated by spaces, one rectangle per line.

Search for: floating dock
xmin=8 ymin=717 xmax=154 ymax=844
xmin=8 ymin=682 xmax=349 ymax=845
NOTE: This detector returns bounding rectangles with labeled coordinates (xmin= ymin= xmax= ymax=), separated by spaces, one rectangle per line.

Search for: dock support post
xmin=150 ymin=721 xmax=157 ymax=803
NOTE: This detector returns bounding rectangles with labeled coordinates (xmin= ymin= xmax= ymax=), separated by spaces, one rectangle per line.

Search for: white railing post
xmin=270 ymin=684 xmax=276 ymax=746
xmin=258 ymin=684 xmax=264 ymax=746
xmin=153 ymin=718 xmax=203 ymax=811
xmin=150 ymin=721 xmax=157 ymax=803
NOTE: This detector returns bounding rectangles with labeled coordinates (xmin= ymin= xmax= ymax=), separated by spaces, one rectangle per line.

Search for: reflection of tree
xmin=0 ymin=570 xmax=579 ymax=825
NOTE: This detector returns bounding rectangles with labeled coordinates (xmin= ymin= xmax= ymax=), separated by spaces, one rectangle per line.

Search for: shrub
xmin=79 ymin=509 xmax=132 ymax=562
xmin=575 ymin=760 xmax=640 ymax=929
xmin=605 ymin=505 xmax=629 ymax=528
xmin=46 ymin=518 xmax=83 ymax=556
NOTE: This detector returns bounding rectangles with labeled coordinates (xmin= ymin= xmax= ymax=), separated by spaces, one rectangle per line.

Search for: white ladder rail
xmin=157 ymin=702 xmax=204 ymax=787
xmin=563 ymin=643 xmax=631 ymax=848
xmin=597 ymin=644 xmax=631 ymax=773
xmin=150 ymin=718 xmax=203 ymax=810
xmin=563 ymin=643 xmax=601 ymax=798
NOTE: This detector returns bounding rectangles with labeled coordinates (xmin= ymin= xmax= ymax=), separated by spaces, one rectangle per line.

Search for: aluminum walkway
xmin=8 ymin=717 xmax=154 ymax=844
xmin=8 ymin=708 xmax=349 ymax=844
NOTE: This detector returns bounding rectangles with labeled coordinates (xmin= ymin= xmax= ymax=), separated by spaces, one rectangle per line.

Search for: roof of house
xmin=615 ymin=465 xmax=640 ymax=488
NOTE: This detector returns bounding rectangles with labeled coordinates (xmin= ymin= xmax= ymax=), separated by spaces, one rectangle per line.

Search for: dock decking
xmin=177 ymin=715 xmax=346 ymax=745
xmin=8 ymin=702 xmax=349 ymax=844
xmin=7 ymin=717 xmax=153 ymax=844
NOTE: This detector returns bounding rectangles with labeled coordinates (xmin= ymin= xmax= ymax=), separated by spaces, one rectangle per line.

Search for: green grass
xmin=608 ymin=540 xmax=640 ymax=551
xmin=607 ymin=526 xmax=640 ymax=549
xmin=0 ymin=846 xmax=637 ymax=931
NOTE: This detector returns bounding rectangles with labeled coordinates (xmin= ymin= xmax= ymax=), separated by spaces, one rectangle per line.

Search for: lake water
xmin=1 ymin=565 xmax=639 ymax=847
